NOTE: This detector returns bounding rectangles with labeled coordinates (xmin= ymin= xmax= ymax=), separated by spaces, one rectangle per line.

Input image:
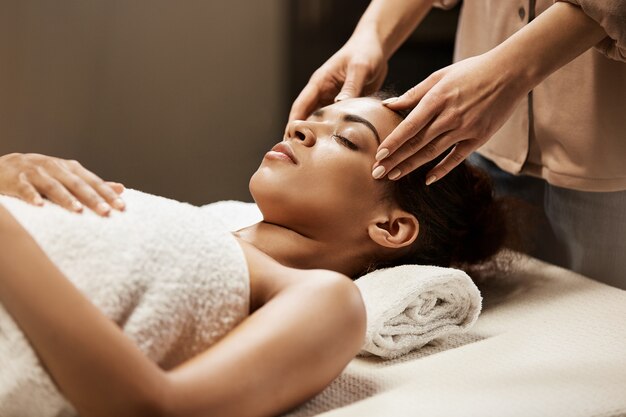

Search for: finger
xmin=59 ymin=170 xmax=114 ymax=216
xmin=28 ymin=170 xmax=85 ymax=213
xmin=374 ymin=116 xmax=451 ymax=175
xmin=15 ymin=173 xmax=44 ymax=206
xmin=362 ymin=64 xmax=388 ymax=96
xmin=335 ymin=62 xmax=369 ymax=101
xmin=381 ymin=71 xmax=442 ymax=111
xmin=374 ymin=96 xmax=447 ymax=171
xmin=424 ymin=141 xmax=476 ymax=185
xmin=288 ymin=82 xmax=322 ymax=123
xmin=66 ymin=161 xmax=124 ymax=213
xmin=375 ymin=104 xmax=440 ymax=164
xmin=376 ymin=132 xmax=460 ymax=181
xmin=106 ymin=182 xmax=125 ymax=194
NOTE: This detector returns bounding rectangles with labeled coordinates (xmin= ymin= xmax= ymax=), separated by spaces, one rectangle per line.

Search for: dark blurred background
xmin=0 ymin=1 xmax=459 ymax=205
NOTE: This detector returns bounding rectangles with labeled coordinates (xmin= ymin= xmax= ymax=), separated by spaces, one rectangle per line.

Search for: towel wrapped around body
xmin=0 ymin=190 xmax=250 ymax=417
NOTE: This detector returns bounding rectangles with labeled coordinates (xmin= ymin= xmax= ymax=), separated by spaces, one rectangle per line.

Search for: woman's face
xmin=250 ymin=98 xmax=403 ymax=242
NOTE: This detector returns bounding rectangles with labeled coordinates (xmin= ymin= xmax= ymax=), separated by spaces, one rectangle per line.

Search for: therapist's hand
xmin=288 ymin=32 xmax=388 ymax=123
xmin=372 ymin=52 xmax=530 ymax=184
xmin=0 ymin=153 xmax=125 ymax=216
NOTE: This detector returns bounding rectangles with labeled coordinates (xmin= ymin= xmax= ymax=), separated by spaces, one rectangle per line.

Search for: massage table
xmin=285 ymin=255 xmax=626 ymax=417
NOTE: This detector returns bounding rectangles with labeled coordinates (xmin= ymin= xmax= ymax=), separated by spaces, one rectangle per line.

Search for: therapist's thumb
xmin=335 ymin=63 xmax=368 ymax=102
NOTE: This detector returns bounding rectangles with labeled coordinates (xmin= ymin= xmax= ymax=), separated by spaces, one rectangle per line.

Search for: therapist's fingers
xmin=374 ymin=129 xmax=460 ymax=180
xmin=372 ymin=118 xmax=452 ymax=178
xmin=424 ymin=140 xmax=477 ymax=184
xmin=380 ymin=69 xmax=443 ymax=112
xmin=335 ymin=62 xmax=369 ymax=102
xmin=376 ymin=74 xmax=444 ymax=159
xmin=288 ymin=82 xmax=323 ymax=124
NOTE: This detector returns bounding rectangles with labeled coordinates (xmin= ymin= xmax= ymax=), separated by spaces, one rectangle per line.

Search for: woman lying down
xmin=0 ymin=95 xmax=509 ymax=417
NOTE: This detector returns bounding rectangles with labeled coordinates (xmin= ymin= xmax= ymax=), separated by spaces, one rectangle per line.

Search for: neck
xmin=233 ymin=221 xmax=367 ymax=277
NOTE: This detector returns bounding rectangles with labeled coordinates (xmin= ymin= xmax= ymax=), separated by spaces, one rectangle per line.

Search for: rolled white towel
xmin=355 ymin=264 xmax=482 ymax=359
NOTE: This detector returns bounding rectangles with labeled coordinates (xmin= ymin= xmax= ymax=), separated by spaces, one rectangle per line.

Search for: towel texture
xmin=356 ymin=264 xmax=482 ymax=359
xmin=0 ymin=190 xmax=249 ymax=417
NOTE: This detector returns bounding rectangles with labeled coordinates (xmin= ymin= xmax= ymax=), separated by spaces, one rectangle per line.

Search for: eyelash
xmin=332 ymin=134 xmax=358 ymax=151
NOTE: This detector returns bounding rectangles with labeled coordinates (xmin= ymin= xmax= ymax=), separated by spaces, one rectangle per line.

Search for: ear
xmin=367 ymin=208 xmax=419 ymax=249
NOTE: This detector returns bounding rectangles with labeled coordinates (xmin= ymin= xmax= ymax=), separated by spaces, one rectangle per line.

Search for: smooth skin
xmin=289 ymin=0 xmax=607 ymax=184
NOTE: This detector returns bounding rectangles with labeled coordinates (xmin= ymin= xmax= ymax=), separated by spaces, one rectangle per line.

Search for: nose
xmin=285 ymin=120 xmax=316 ymax=147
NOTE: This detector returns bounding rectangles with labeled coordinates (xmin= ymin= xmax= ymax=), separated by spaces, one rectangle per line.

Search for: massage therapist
xmin=288 ymin=0 xmax=626 ymax=289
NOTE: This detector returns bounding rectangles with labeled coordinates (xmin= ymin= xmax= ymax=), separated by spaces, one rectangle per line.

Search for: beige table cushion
xmin=287 ymin=256 xmax=626 ymax=417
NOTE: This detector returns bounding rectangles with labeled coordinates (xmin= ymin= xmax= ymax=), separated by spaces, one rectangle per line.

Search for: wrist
xmin=486 ymin=45 xmax=542 ymax=96
xmin=351 ymin=20 xmax=391 ymax=60
xmin=488 ymin=2 xmax=606 ymax=94
xmin=352 ymin=0 xmax=435 ymax=61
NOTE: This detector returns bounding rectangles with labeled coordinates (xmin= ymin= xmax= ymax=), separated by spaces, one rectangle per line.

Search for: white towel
xmin=202 ymin=201 xmax=483 ymax=360
xmin=356 ymin=264 xmax=482 ymax=359
xmin=0 ymin=190 xmax=250 ymax=417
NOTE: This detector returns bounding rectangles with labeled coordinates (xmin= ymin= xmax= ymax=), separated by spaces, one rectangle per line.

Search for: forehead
xmin=315 ymin=98 xmax=402 ymax=139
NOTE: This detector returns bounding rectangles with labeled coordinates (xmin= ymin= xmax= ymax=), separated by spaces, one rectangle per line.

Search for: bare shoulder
xmin=233 ymin=237 xmax=359 ymax=313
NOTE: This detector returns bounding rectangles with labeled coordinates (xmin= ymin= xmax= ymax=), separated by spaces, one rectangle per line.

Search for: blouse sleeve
xmin=557 ymin=0 xmax=626 ymax=62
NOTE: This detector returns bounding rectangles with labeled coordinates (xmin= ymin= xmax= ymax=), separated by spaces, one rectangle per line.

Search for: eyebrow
xmin=312 ymin=109 xmax=380 ymax=144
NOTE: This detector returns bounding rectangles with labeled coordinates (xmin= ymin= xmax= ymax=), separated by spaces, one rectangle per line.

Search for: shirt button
xmin=518 ymin=6 xmax=526 ymax=20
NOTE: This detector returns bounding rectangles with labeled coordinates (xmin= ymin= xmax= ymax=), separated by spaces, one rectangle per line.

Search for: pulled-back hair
xmin=366 ymin=91 xmax=511 ymax=273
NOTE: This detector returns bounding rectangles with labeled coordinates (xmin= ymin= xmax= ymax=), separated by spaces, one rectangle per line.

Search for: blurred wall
xmin=0 ymin=1 xmax=287 ymax=204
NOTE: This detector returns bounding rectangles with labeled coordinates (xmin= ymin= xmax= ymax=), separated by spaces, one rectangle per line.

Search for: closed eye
xmin=332 ymin=134 xmax=358 ymax=151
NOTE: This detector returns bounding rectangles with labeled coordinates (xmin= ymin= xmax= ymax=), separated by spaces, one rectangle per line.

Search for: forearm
xmin=0 ymin=205 xmax=167 ymax=417
xmin=353 ymin=0 xmax=436 ymax=60
xmin=490 ymin=1 xmax=606 ymax=92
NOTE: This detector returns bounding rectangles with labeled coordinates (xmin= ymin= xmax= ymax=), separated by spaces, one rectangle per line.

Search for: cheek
xmin=249 ymin=149 xmax=381 ymax=232
xmin=310 ymin=154 xmax=372 ymax=209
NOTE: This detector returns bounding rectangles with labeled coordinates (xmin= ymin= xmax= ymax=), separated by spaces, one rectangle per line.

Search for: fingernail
xmin=388 ymin=169 xmax=401 ymax=180
xmin=335 ymin=93 xmax=350 ymax=102
xmin=112 ymin=198 xmax=125 ymax=211
xmin=382 ymin=97 xmax=398 ymax=105
xmin=426 ymin=175 xmax=437 ymax=186
xmin=33 ymin=196 xmax=44 ymax=206
xmin=372 ymin=166 xmax=386 ymax=179
xmin=97 ymin=202 xmax=111 ymax=215
xmin=375 ymin=148 xmax=389 ymax=161
xmin=72 ymin=200 xmax=83 ymax=212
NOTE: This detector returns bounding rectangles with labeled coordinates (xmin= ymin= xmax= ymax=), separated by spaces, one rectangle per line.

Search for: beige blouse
xmin=434 ymin=0 xmax=626 ymax=192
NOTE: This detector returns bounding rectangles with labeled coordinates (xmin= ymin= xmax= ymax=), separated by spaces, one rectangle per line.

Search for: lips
xmin=270 ymin=142 xmax=298 ymax=164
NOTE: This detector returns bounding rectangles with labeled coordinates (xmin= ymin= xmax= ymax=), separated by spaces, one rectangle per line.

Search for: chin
xmin=249 ymin=167 xmax=292 ymax=224
xmin=249 ymin=168 xmax=323 ymax=231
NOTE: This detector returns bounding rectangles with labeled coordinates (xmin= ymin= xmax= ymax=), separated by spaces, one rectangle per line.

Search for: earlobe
xmin=367 ymin=210 xmax=419 ymax=249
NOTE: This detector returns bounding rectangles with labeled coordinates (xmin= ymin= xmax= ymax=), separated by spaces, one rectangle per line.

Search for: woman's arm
xmin=163 ymin=240 xmax=366 ymax=417
xmin=0 ymin=206 xmax=365 ymax=417
xmin=375 ymin=1 xmax=608 ymax=182
xmin=353 ymin=0 xmax=435 ymax=61
xmin=0 ymin=204 xmax=167 ymax=416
